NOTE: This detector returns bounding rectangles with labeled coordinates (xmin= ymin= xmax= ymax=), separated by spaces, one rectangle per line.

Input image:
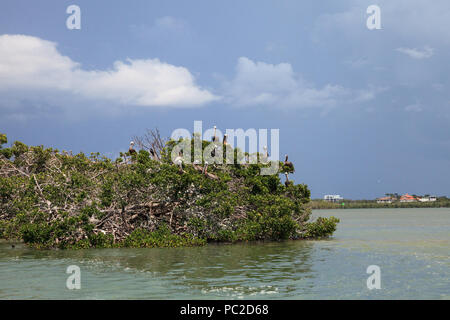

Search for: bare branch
xmin=132 ymin=128 xmax=167 ymax=161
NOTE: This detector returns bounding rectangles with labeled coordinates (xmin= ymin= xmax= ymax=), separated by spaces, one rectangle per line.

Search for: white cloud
xmin=311 ymin=0 xmax=450 ymax=91
xmin=0 ymin=34 xmax=218 ymax=108
xmin=223 ymin=57 xmax=376 ymax=109
xmin=396 ymin=46 xmax=434 ymax=59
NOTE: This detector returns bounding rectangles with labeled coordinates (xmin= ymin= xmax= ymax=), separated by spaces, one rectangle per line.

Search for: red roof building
xmin=399 ymin=193 xmax=417 ymax=202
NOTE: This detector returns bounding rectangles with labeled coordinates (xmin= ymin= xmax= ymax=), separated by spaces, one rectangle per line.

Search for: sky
xmin=0 ymin=0 xmax=449 ymax=199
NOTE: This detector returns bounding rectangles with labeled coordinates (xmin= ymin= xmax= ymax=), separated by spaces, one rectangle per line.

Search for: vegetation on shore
xmin=0 ymin=131 xmax=339 ymax=249
xmin=308 ymin=198 xmax=450 ymax=210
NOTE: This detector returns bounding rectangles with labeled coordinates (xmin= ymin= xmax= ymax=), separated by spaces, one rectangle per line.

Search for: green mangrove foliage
xmin=0 ymin=132 xmax=339 ymax=249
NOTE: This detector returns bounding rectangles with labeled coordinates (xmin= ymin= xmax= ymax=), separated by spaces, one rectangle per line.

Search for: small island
xmin=0 ymin=131 xmax=339 ymax=249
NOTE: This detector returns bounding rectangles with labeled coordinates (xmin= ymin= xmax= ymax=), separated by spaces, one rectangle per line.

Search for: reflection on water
xmin=0 ymin=208 xmax=449 ymax=299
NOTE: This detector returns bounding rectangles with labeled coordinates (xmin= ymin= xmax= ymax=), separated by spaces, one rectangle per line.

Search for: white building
xmin=324 ymin=195 xmax=344 ymax=203
xmin=418 ymin=196 xmax=437 ymax=202
xmin=376 ymin=196 xmax=394 ymax=204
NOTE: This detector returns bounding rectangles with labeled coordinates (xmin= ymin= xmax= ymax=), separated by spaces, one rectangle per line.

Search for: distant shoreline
xmin=308 ymin=199 xmax=450 ymax=210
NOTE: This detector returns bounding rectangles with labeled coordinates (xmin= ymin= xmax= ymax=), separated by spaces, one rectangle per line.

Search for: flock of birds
xmin=127 ymin=126 xmax=294 ymax=185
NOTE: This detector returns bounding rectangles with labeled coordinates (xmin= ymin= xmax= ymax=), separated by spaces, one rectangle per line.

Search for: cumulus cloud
xmin=0 ymin=34 xmax=218 ymax=108
xmin=396 ymin=46 xmax=434 ymax=59
xmin=223 ymin=57 xmax=376 ymax=109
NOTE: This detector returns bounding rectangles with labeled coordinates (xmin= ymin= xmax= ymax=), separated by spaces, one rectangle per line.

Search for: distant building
xmin=324 ymin=195 xmax=344 ymax=203
xmin=418 ymin=196 xmax=437 ymax=202
xmin=376 ymin=196 xmax=394 ymax=204
xmin=399 ymin=193 xmax=417 ymax=203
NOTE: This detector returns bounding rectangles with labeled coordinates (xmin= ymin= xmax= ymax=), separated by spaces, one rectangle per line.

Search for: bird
xmin=284 ymin=172 xmax=290 ymax=187
xmin=212 ymin=126 xmax=217 ymax=142
xmin=223 ymin=134 xmax=228 ymax=146
xmin=149 ymin=147 xmax=156 ymax=159
xmin=262 ymin=146 xmax=269 ymax=162
xmin=129 ymin=141 xmax=137 ymax=155
xmin=211 ymin=145 xmax=217 ymax=158
xmin=202 ymin=161 xmax=209 ymax=175
xmin=284 ymin=154 xmax=294 ymax=171
xmin=174 ymin=151 xmax=184 ymax=173
xmin=193 ymin=159 xmax=202 ymax=172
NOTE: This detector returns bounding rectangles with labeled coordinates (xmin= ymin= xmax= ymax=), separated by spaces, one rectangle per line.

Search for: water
xmin=0 ymin=208 xmax=449 ymax=299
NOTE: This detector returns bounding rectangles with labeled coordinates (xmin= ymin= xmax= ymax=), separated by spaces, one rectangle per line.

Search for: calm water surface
xmin=1 ymin=208 xmax=449 ymax=299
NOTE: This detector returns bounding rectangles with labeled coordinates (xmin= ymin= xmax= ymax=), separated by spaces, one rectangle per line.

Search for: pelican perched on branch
xmin=284 ymin=172 xmax=290 ymax=187
xmin=129 ymin=141 xmax=137 ymax=155
xmin=223 ymin=134 xmax=228 ymax=146
xmin=211 ymin=145 xmax=217 ymax=158
xmin=149 ymin=147 xmax=156 ymax=160
xmin=284 ymin=154 xmax=294 ymax=171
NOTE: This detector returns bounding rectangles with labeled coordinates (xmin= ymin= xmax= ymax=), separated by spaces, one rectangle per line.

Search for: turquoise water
xmin=1 ymin=208 xmax=449 ymax=299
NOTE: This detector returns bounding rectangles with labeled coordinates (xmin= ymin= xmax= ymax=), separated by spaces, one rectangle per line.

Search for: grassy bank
xmin=308 ymin=199 xmax=450 ymax=210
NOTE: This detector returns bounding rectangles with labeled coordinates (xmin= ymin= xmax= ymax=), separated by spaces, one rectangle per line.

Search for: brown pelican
xmin=193 ymin=159 xmax=202 ymax=171
xmin=284 ymin=154 xmax=294 ymax=171
xmin=223 ymin=134 xmax=228 ymax=145
xmin=211 ymin=145 xmax=217 ymax=158
xmin=284 ymin=172 xmax=290 ymax=187
xmin=149 ymin=147 xmax=156 ymax=159
xmin=129 ymin=141 xmax=137 ymax=155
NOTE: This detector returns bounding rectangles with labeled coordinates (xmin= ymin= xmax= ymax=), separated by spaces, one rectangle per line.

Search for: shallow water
xmin=1 ymin=208 xmax=449 ymax=299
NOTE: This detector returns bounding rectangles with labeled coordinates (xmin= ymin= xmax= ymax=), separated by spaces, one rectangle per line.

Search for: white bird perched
xmin=262 ymin=146 xmax=269 ymax=162
xmin=174 ymin=156 xmax=182 ymax=165
xmin=174 ymin=152 xmax=184 ymax=172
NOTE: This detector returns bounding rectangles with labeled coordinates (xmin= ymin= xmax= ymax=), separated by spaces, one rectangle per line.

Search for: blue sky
xmin=1 ymin=0 xmax=449 ymax=199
